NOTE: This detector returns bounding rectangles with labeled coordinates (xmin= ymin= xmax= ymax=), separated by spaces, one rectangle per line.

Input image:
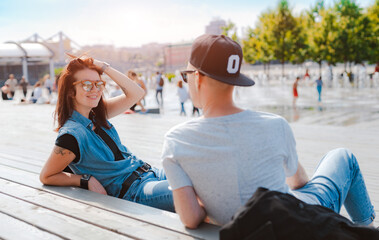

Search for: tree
xmin=290 ymin=13 xmax=309 ymax=66
xmin=365 ymin=0 xmax=379 ymax=64
xmin=271 ymin=0 xmax=298 ymax=77
xmin=221 ymin=20 xmax=238 ymax=42
xmin=333 ymin=0 xmax=366 ymax=71
xmin=241 ymin=0 xmax=376 ymax=78
xmin=352 ymin=14 xmax=373 ymax=64
xmin=305 ymin=1 xmax=338 ymax=76
xmin=242 ymin=10 xmax=275 ymax=76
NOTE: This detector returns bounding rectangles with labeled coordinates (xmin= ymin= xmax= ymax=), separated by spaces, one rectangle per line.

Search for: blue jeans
xmin=180 ymin=102 xmax=186 ymax=115
xmin=123 ymin=167 xmax=174 ymax=212
xmin=292 ymin=148 xmax=375 ymax=225
xmin=317 ymin=85 xmax=322 ymax=102
xmin=156 ymin=89 xmax=163 ymax=106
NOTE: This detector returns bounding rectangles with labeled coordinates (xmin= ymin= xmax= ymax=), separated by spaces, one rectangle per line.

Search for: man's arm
xmin=286 ymin=162 xmax=309 ymax=190
xmin=173 ymin=186 xmax=206 ymax=229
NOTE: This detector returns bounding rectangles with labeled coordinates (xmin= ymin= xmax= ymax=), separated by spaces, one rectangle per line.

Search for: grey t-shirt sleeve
xmin=281 ymin=119 xmax=298 ymax=177
xmin=161 ymin=135 xmax=193 ymax=190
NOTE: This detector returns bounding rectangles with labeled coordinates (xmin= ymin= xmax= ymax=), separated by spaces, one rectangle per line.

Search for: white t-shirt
xmin=32 ymin=87 xmax=42 ymax=99
xmin=177 ymin=86 xmax=188 ymax=103
xmin=162 ymin=110 xmax=298 ymax=225
xmin=44 ymin=79 xmax=53 ymax=88
xmin=156 ymin=74 xmax=163 ymax=90
xmin=5 ymin=78 xmax=18 ymax=91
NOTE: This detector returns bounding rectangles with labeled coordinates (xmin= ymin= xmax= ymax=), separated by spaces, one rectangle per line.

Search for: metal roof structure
xmin=0 ymin=42 xmax=53 ymax=60
xmin=0 ymin=42 xmax=54 ymax=83
xmin=0 ymin=43 xmax=25 ymax=58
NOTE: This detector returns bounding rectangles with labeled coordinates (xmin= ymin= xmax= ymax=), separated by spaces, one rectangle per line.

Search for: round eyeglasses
xmin=73 ymin=80 xmax=106 ymax=92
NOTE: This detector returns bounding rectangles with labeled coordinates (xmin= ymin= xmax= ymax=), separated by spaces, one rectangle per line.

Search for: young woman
xmin=292 ymin=76 xmax=299 ymax=107
xmin=30 ymin=82 xmax=43 ymax=104
xmin=176 ymin=80 xmax=188 ymax=116
xmin=40 ymin=56 xmax=174 ymax=212
xmin=127 ymin=70 xmax=147 ymax=113
xmin=315 ymin=76 xmax=323 ymax=102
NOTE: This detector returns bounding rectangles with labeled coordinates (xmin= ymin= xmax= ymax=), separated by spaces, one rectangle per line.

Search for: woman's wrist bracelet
xmin=101 ymin=62 xmax=110 ymax=72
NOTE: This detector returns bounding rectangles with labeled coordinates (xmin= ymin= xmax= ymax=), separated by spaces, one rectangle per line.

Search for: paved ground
xmin=1 ymin=80 xmax=378 ymax=226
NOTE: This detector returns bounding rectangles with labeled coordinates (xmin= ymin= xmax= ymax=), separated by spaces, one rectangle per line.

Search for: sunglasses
xmin=180 ymin=70 xmax=196 ymax=83
xmin=73 ymin=80 xmax=106 ymax=92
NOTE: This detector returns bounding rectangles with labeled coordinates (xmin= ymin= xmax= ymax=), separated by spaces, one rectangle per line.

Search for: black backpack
xmin=220 ymin=188 xmax=379 ymax=240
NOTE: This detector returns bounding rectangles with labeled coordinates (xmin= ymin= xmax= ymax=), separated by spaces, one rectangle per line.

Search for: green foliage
xmin=333 ymin=0 xmax=365 ymax=68
xmin=291 ymin=13 xmax=309 ymax=64
xmin=365 ymin=0 xmax=379 ymax=63
xmin=242 ymin=10 xmax=275 ymax=65
xmin=156 ymin=60 xmax=163 ymax=68
xmin=165 ymin=73 xmax=175 ymax=83
xmin=54 ymin=67 xmax=63 ymax=76
xmin=271 ymin=0 xmax=304 ymax=75
xmin=241 ymin=0 xmax=377 ymax=72
xmin=306 ymin=7 xmax=338 ymax=70
xmin=271 ymin=0 xmax=297 ymax=65
xmin=222 ymin=20 xmax=238 ymax=42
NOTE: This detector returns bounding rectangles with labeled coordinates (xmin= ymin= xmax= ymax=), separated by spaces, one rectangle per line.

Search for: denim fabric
xmin=180 ymin=102 xmax=186 ymax=115
xmin=156 ymin=89 xmax=163 ymax=106
xmin=123 ymin=167 xmax=174 ymax=212
xmin=317 ymin=85 xmax=322 ymax=102
xmin=57 ymin=110 xmax=144 ymax=197
xmin=293 ymin=148 xmax=376 ymax=225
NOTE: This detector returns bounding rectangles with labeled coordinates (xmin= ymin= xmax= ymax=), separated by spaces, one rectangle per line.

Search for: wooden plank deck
xmin=0 ymin=150 xmax=220 ymax=240
xmin=1 ymin=85 xmax=379 ymax=238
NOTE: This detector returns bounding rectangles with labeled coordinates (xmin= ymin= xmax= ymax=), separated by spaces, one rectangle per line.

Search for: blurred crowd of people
xmin=291 ymin=62 xmax=379 ymax=110
xmin=1 ymin=70 xmax=200 ymax=118
xmin=4 ymin=62 xmax=377 ymax=117
xmin=1 ymin=73 xmax=56 ymax=104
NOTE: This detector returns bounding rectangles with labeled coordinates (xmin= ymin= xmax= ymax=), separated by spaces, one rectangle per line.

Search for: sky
xmin=0 ymin=0 xmax=374 ymax=48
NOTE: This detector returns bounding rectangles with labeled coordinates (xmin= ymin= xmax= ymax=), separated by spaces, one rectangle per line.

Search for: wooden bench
xmin=1 ymin=106 xmax=378 ymax=238
xmin=0 ymin=149 xmax=220 ymax=240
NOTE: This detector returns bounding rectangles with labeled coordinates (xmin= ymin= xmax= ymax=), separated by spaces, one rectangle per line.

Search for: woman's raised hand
xmin=93 ymin=59 xmax=110 ymax=73
xmin=93 ymin=59 xmax=104 ymax=68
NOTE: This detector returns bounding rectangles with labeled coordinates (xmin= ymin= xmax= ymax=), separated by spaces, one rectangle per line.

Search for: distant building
xmin=81 ymin=42 xmax=167 ymax=76
xmin=205 ymin=18 xmax=226 ymax=35
xmin=0 ymin=32 xmax=82 ymax=85
xmin=24 ymin=32 xmax=79 ymax=67
xmin=163 ymin=42 xmax=192 ymax=72
xmin=163 ymin=18 xmax=227 ymax=72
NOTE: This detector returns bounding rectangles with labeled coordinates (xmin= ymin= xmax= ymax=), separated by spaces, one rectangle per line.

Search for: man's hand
xmin=173 ymin=186 xmax=206 ymax=229
xmin=88 ymin=177 xmax=107 ymax=195
xmin=286 ymin=162 xmax=309 ymax=190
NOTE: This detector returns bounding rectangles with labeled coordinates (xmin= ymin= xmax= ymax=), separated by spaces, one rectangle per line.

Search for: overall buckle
xmin=140 ymin=163 xmax=151 ymax=172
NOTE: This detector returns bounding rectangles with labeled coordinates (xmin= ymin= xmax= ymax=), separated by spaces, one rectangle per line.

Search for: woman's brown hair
xmin=127 ymin=70 xmax=137 ymax=79
xmin=55 ymin=56 xmax=109 ymax=131
xmin=177 ymin=80 xmax=183 ymax=88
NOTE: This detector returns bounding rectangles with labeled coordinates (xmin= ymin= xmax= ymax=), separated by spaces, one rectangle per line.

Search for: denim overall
xmin=58 ymin=110 xmax=174 ymax=212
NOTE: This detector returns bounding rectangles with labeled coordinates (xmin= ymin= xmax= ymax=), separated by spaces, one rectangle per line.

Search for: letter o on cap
xmin=227 ymin=55 xmax=240 ymax=74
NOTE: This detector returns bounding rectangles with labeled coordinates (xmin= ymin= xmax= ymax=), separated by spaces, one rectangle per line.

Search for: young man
xmin=161 ymin=34 xmax=376 ymax=229
xmin=5 ymin=74 xmax=18 ymax=98
xmin=155 ymin=71 xmax=163 ymax=106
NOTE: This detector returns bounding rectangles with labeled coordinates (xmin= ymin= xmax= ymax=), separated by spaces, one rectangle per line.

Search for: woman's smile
xmin=86 ymin=94 xmax=100 ymax=100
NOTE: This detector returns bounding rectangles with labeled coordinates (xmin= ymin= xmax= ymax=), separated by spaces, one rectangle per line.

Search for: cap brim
xmin=200 ymin=71 xmax=255 ymax=87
